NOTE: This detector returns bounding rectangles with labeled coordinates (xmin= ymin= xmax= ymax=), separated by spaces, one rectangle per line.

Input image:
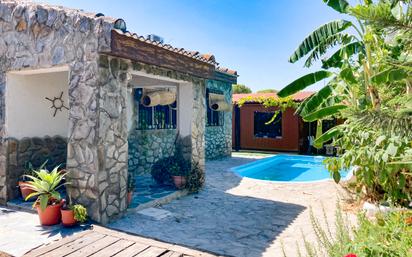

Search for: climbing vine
xmin=237 ymin=95 xmax=298 ymax=109
xmin=236 ymin=95 xmax=299 ymax=125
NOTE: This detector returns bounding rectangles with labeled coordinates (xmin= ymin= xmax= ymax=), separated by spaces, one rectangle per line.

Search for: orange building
xmin=232 ymin=92 xmax=313 ymax=153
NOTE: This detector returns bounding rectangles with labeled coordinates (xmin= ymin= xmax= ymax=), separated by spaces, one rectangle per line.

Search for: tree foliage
xmin=232 ymin=84 xmax=252 ymax=94
xmin=256 ymin=89 xmax=278 ymax=93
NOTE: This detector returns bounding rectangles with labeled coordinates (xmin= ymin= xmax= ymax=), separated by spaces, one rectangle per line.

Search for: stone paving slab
xmin=109 ymin=153 xmax=352 ymax=257
xmin=0 ymin=207 xmax=88 ymax=257
xmin=136 ymin=208 xmax=173 ymax=220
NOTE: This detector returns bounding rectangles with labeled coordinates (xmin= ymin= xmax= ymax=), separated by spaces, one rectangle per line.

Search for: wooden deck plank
xmin=23 ymin=226 xmax=219 ymax=257
xmin=111 ymin=242 xmax=150 ymax=257
xmin=161 ymin=251 xmax=184 ymax=257
xmin=88 ymin=239 xmax=134 ymax=257
xmin=41 ymin=232 xmax=105 ymax=257
xmin=135 ymin=246 xmax=168 ymax=257
xmin=92 ymin=226 xmax=216 ymax=256
xmin=65 ymin=235 xmax=119 ymax=257
xmin=23 ymin=230 xmax=93 ymax=257
xmin=93 ymin=226 xmax=174 ymax=249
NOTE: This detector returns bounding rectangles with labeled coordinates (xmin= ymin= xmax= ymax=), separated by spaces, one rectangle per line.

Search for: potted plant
xmin=151 ymin=157 xmax=173 ymax=185
xmin=127 ymin=174 xmax=135 ymax=206
xmin=61 ymin=198 xmax=88 ymax=227
xmin=25 ymin=166 xmax=68 ymax=226
xmin=170 ymin=162 xmax=187 ymax=189
xmin=19 ymin=161 xmax=47 ymax=200
xmin=18 ymin=171 xmax=36 ymax=201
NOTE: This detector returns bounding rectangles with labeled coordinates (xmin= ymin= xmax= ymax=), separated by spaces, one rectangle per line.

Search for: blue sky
xmin=41 ymin=0 xmax=349 ymax=92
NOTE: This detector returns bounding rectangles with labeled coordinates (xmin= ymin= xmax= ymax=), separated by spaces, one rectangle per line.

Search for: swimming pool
xmin=232 ymin=154 xmax=351 ymax=183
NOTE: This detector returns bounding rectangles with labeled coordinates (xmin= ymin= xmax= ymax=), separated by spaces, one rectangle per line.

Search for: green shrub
xmin=289 ymin=205 xmax=412 ymax=257
xmin=325 ymin=123 xmax=412 ymax=206
xmin=151 ymin=157 xmax=174 ymax=185
xmin=186 ymin=162 xmax=205 ymax=193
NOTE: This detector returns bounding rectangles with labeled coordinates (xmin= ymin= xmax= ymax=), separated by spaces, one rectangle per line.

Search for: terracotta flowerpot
xmin=18 ymin=181 xmax=35 ymax=200
xmin=172 ymin=176 xmax=186 ymax=189
xmin=61 ymin=209 xmax=77 ymax=227
xmin=127 ymin=191 xmax=133 ymax=206
xmin=36 ymin=202 xmax=62 ymax=226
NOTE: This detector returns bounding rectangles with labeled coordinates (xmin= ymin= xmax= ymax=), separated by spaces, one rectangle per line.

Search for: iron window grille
xmin=206 ymin=88 xmax=224 ymax=127
xmin=254 ymin=111 xmax=282 ymax=138
xmin=134 ymin=88 xmax=177 ymax=130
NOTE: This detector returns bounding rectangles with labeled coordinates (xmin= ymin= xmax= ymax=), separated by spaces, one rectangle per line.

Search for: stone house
xmin=0 ymin=0 xmax=236 ymax=223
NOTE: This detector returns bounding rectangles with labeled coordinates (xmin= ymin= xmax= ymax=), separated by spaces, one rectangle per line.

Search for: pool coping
xmin=229 ymin=154 xmax=354 ymax=184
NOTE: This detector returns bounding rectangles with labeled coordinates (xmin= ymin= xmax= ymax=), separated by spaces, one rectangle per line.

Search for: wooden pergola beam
xmin=110 ymin=31 xmax=215 ymax=79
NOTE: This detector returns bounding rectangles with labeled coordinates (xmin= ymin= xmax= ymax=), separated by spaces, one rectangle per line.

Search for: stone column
xmin=66 ymin=55 xmax=130 ymax=224
xmin=190 ymin=80 xmax=206 ymax=171
xmin=66 ymin=59 xmax=102 ymax=221
xmin=96 ymin=55 xmax=130 ymax=224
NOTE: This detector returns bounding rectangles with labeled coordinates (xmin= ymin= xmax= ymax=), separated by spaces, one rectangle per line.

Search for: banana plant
xmin=278 ymin=0 xmax=411 ymax=148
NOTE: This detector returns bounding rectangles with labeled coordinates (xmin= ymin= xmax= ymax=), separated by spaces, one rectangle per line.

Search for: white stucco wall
xmin=126 ymin=88 xmax=134 ymax=133
xmin=178 ymin=82 xmax=193 ymax=137
xmin=6 ymin=71 xmax=69 ymax=139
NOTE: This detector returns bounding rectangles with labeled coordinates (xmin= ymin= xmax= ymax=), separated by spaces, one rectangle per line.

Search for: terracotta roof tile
xmin=113 ymin=30 xmax=226 ymax=66
xmin=112 ymin=29 xmax=237 ymax=76
xmin=216 ymin=67 xmax=238 ymax=76
xmin=233 ymin=92 xmax=313 ymax=103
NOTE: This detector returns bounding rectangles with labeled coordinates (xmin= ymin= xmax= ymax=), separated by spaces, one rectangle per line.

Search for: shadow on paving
xmin=109 ymin=156 xmax=306 ymax=257
xmin=0 ymin=207 xmax=91 ymax=256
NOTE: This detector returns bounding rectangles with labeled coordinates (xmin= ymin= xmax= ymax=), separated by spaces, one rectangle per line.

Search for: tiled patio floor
xmin=129 ymin=175 xmax=177 ymax=209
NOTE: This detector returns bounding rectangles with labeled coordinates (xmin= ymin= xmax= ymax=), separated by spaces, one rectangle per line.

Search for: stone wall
xmin=205 ymin=80 xmax=232 ymax=160
xmin=128 ymin=129 xmax=177 ymax=176
xmin=67 ymin=54 xmax=131 ymax=223
xmin=4 ymin=136 xmax=67 ymax=201
xmin=191 ymin=80 xmax=206 ymax=169
xmin=0 ymin=1 xmax=123 ymax=222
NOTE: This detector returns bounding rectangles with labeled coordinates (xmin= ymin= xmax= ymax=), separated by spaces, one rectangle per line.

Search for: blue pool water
xmin=232 ymin=155 xmax=350 ymax=182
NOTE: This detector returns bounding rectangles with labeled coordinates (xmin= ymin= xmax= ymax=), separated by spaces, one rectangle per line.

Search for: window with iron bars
xmin=206 ymin=88 xmax=224 ymax=127
xmin=134 ymin=88 xmax=177 ymax=130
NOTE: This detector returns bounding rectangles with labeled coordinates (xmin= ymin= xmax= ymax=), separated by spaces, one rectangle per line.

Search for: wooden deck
xmin=23 ymin=226 xmax=220 ymax=257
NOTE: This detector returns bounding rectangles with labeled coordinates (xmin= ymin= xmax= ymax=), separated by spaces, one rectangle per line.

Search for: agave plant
xmin=25 ymin=166 xmax=68 ymax=211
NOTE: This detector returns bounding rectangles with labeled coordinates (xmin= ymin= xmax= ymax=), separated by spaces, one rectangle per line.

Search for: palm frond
xmin=289 ymin=20 xmax=353 ymax=63
xmin=297 ymin=81 xmax=335 ymax=117
xmin=323 ymin=0 xmax=350 ymax=13
xmin=313 ymin=125 xmax=344 ymax=148
xmin=278 ymin=71 xmax=333 ymax=97
xmin=303 ymin=104 xmax=347 ymax=122
xmin=350 ymin=2 xmax=412 ymax=30
xmin=304 ymin=34 xmax=355 ymax=67
xmin=322 ymin=42 xmax=365 ymax=69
